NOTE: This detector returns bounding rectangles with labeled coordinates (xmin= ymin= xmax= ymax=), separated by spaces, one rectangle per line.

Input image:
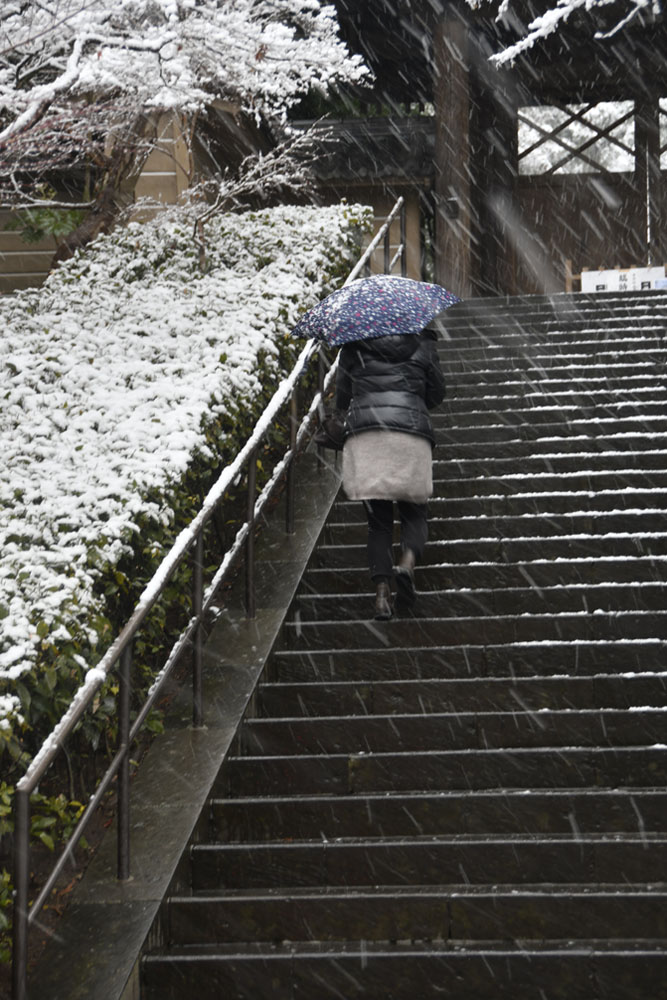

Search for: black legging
xmin=362 ymin=499 xmax=428 ymax=581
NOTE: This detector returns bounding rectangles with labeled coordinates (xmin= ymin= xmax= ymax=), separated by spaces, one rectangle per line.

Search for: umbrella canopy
xmin=291 ymin=274 xmax=460 ymax=347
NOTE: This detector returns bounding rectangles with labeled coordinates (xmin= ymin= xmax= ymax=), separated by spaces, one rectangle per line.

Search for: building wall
xmin=130 ymin=114 xmax=193 ymax=218
xmin=0 ymin=214 xmax=57 ymax=294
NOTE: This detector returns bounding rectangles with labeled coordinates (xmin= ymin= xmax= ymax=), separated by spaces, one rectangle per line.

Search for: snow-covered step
xmin=441 ymin=363 xmax=667 ymax=385
xmin=220 ymin=746 xmax=667 ymax=796
xmin=438 ymin=433 xmax=667 ymax=456
xmin=440 ymin=321 xmax=667 ymax=344
xmin=444 ymin=376 xmax=667 ymax=399
xmin=431 ymin=469 xmax=667 ymax=496
xmin=439 ymin=340 xmax=667 ymax=360
xmin=239 ymin=708 xmax=667 ymax=756
xmin=303 ymin=558 xmax=667 ymax=593
xmin=141 ymin=941 xmax=667 ymax=1000
xmin=255 ymin=673 xmax=667 ymax=717
xmin=189 ymin=834 xmax=667 ymax=889
xmin=325 ymin=510 xmax=667 ymax=545
xmin=434 ymin=418 xmax=667 ymax=444
xmin=315 ymin=535 xmax=667 ymax=567
xmin=337 ymin=488 xmax=667 ymax=517
xmin=279 ymin=610 xmax=667 ymax=650
xmin=212 ymin=787 xmax=667 ymax=839
xmin=442 ymin=389 xmax=667 ymax=413
xmin=433 ymin=451 xmax=667 ymax=477
xmin=435 ymin=399 xmax=667 ymax=426
xmin=294 ymin=582 xmax=667 ymax=621
xmin=268 ymin=640 xmax=667 ymax=682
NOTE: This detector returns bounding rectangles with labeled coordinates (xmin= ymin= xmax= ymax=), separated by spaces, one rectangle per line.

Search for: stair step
xmin=220 ymin=746 xmax=667 ymax=797
xmin=255 ymin=674 xmax=667 ymax=717
xmin=141 ymin=941 xmax=667 ymax=1000
xmin=435 ymin=420 xmax=667 ymax=444
xmin=333 ymin=490 xmax=667 ymax=517
xmin=190 ymin=836 xmax=667 ymax=891
xmin=239 ymin=708 xmax=667 ymax=756
xmin=294 ymin=585 xmax=667 ymax=621
xmin=444 ymin=374 xmax=667 ymax=395
xmin=269 ymin=639 xmax=667 ymax=682
xmin=439 ymin=341 xmax=667 ymax=361
xmin=431 ymin=470 xmax=667 ymax=496
xmin=441 ymin=331 xmax=667 ymax=350
xmin=433 ymin=451 xmax=667 ymax=476
xmin=442 ymin=367 xmax=667 ymax=387
xmin=437 ymin=436 xmax=667 ymax=459
xmin=324 ymin=511 xmax=667 ymax=544
xmin=438 ymin=395 xmax=667 ymax=418
xmin=211 ymin=788 xmax=667 ymax=841
xmin=279 ymin=612 xmax=667 ymax=650
xmin=167 ymin=885 xmax=667 ymax=945
xmin=303 ymin=557 xmax=667 ymax=592
xmin=441 ymin=388 xmax=667 ymax=409
xmin=314 ymin=536 xmax=667 ymax=566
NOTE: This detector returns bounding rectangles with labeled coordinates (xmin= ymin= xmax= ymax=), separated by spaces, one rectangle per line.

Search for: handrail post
xmin=318 ymin=349 xmax=326 ymax=395
xmin=316 ymin=350 xmax=327 ymax=470
xmin=364 ymin=247 xmax=372 ymax=276
xmin=192 ymin=530 xmax=204 ymax=727
xmin=400 ymin=201 xmax=407 ymax=277
xmin=245 ymin=448 xmax=257 ymax=619
xmin=384 ymin=220 xmax=391 ymax=274
xmin=117 ymin=645 xmax=132 ymax=881
xmin=286 ymin=389 xmax=298 ymax=535
xmin=12 ymin=786 xmax=30 ymax=1000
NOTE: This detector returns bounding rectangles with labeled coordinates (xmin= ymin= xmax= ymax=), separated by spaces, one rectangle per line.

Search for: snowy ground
xmin=0 ymin=201 xmax=371 ymax=743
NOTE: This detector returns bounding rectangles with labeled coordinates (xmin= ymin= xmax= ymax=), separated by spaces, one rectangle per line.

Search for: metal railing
xmin=11 ymin=196 xmax=406 ymax=999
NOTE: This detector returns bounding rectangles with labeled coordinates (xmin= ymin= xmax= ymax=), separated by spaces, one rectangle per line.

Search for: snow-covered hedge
xmin=0 ymin=200 xmax=372 ymax=766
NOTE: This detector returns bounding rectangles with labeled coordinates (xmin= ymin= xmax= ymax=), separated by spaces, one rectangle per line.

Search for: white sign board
xmin=581 ymin=266 xmax=666 ymax=293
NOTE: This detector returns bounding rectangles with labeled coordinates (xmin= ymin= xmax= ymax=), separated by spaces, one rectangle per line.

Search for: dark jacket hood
xmin=353 ymin=333 xmax=433 ymax=364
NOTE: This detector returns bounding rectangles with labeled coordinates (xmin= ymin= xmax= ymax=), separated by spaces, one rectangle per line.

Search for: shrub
xmin=0 ymin=200 xmax=372 ymax=939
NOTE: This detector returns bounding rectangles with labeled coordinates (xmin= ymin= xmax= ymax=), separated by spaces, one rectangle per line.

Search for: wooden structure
xmin=330 ymin=0 xmax=667 ymax=297
xmin=3 ymin=1 xmax=666 ymax=296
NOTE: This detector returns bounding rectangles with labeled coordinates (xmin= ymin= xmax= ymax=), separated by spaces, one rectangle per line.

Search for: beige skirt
xmin=342 ymin=430 xmax=433 ymax=503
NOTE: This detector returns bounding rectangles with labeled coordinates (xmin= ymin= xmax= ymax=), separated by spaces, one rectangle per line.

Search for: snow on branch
xmin=470 ymin=0 xmax=659 ymax=64
xmin=0 ymin=1 xmax=369 ymax=130
xmin=0 ymin=33 xmax=85 ymax=143
xmin=0 ymin=0 xmax=369 ymax=217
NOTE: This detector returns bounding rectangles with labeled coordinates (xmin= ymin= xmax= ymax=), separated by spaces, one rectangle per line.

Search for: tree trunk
xmin=52 ymin=115 xmax=155 ymax=266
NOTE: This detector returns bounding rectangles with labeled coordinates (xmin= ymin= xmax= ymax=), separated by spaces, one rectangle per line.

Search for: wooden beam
xmin=433 ymin=13 xmax=473 ymax=297
xmin=479 ymin=68 xmax=520 ymax=295
xmin=635 ymin=96 xmax=662 ymax=266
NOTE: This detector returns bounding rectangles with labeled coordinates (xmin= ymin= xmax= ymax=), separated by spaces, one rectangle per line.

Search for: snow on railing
xmin=11 ymin=196 xmax=406 ymax=1000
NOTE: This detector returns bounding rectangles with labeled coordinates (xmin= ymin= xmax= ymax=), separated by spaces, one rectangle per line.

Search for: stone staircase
xmin=141 ymin=291 xmax=667 ymax=999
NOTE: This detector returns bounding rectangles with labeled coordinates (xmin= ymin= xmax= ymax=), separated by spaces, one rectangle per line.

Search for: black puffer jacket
xmin=335 ymin=330 xmax=446 ymax=447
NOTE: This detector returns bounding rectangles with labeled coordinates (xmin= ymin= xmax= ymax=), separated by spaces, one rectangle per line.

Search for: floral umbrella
xmin=291 ymin=274 xmax=460 ymax=347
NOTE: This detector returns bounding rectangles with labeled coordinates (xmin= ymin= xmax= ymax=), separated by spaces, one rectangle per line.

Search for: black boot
xmin=395 ymin=548 xmax=416 ymax=614
xmin=374 ymin=580 xmax=393 ymax=620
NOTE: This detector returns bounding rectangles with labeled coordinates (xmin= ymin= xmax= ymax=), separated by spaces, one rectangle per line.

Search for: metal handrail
xmin=11 ymin=194 xmax=406 ymax=999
